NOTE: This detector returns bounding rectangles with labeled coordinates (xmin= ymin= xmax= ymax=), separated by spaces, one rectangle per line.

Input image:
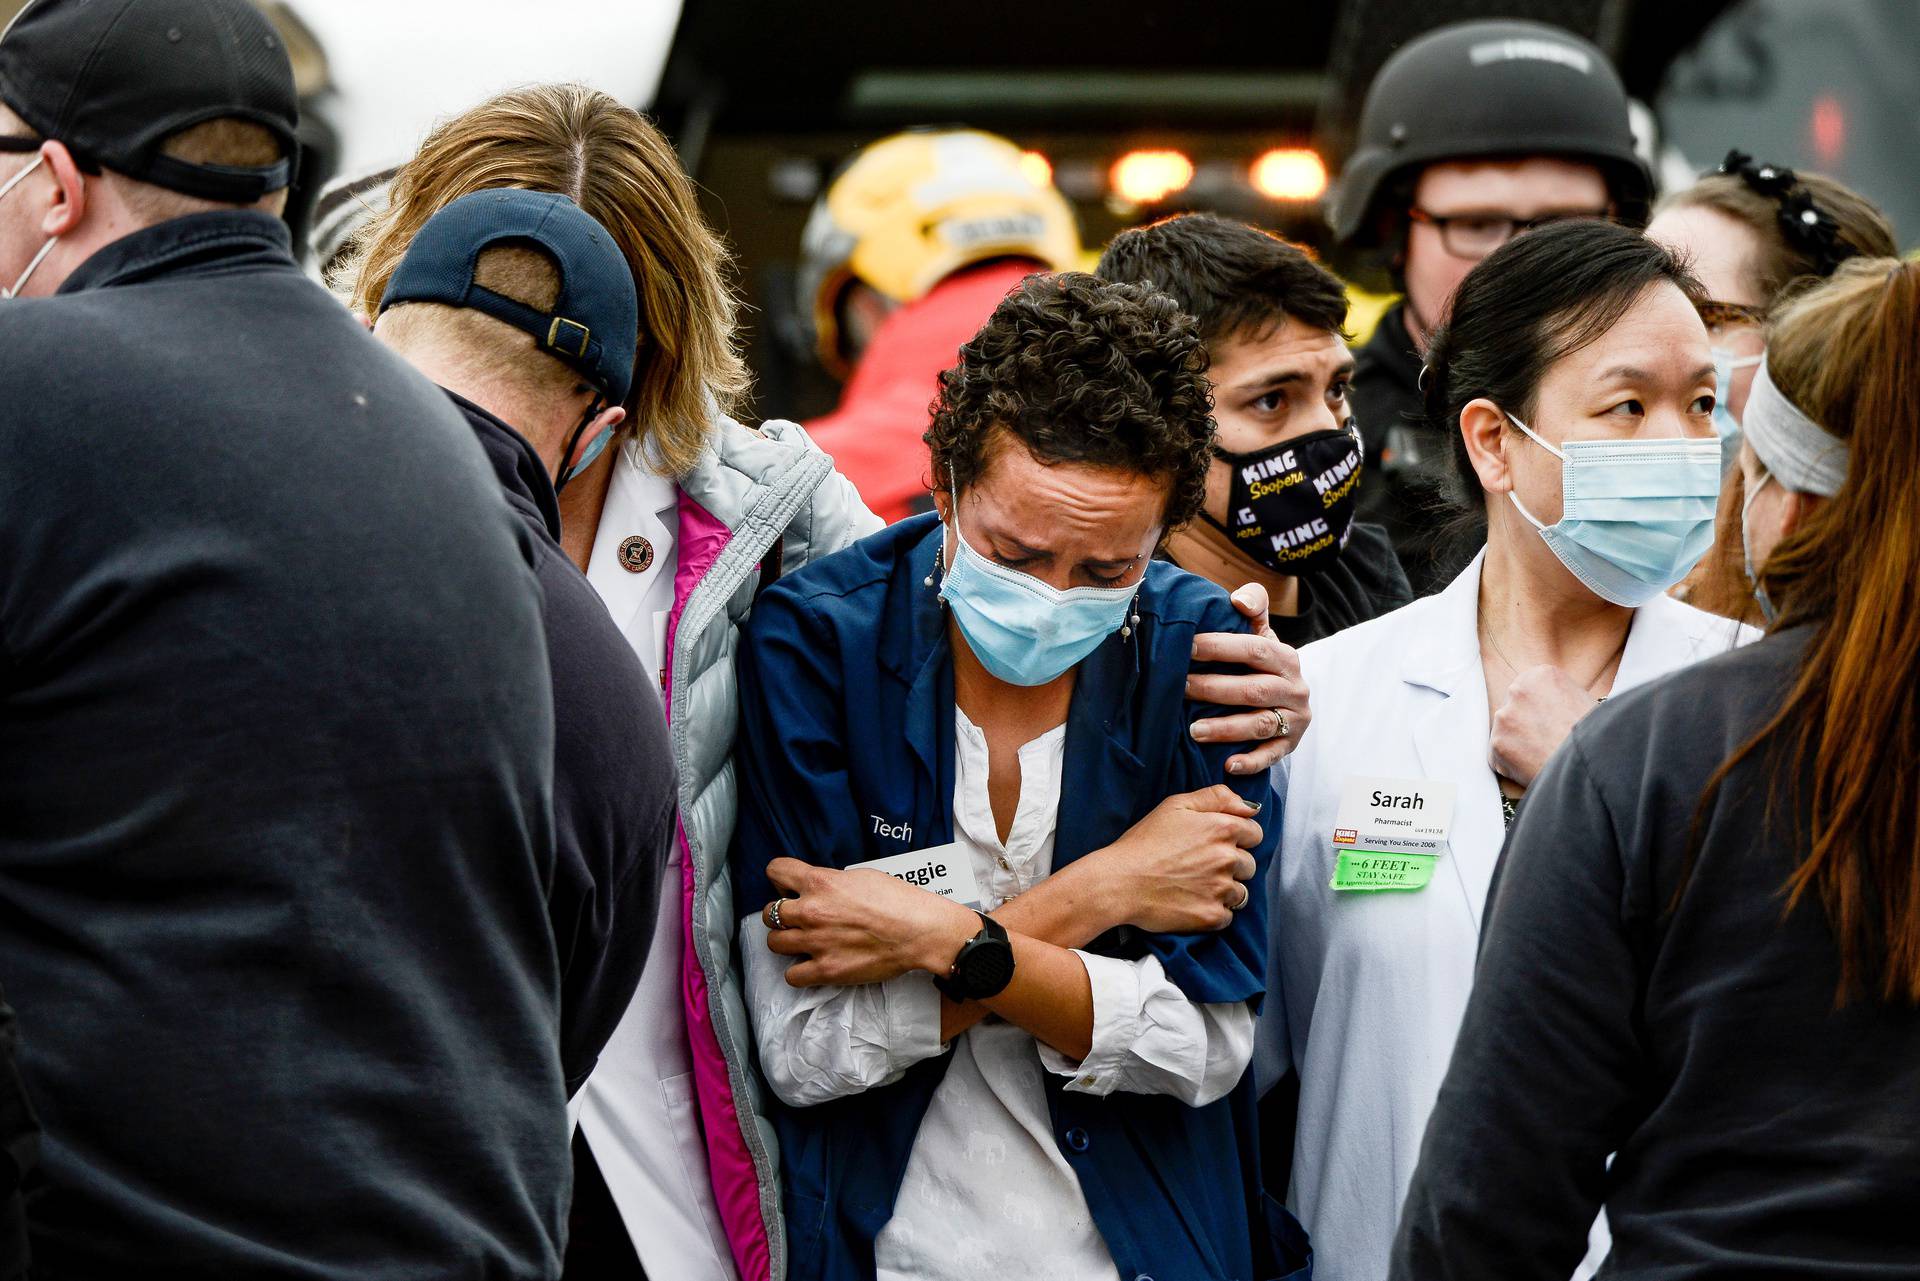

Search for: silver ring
xmin=1276 ymin=712 xmax=1290 ymax=740
xmin=769 ymin=897 xmax=789 ymax=931
xmin=1230 ymin=884 xmax=1251 ymax=911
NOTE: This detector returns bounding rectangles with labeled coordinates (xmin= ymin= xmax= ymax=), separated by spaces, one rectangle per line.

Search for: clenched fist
xmin=1488 ymin=664 xmax=1601 ymax=788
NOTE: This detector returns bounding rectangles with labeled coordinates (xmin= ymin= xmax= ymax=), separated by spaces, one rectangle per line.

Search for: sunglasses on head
xmin=1696 ymin=299 xmax=1768 ymax=329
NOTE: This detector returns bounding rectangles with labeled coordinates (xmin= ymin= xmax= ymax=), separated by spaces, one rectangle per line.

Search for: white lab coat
xmin=1257 ymin=551 xmax=1754 ymax=1281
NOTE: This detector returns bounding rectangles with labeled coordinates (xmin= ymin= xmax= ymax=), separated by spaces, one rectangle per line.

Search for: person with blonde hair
xmin=343 ymin=84 xmax=747 ymax=481
xmin=335 ymin=82 xmax=1315 ymax=1281
xmin=1395 ymin=258 xmax=1920 ymax=1278
xmin=336 ymin=84 xmax=877 ymax=1281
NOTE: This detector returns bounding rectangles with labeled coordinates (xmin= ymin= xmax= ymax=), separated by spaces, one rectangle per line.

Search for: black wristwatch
xmin=932 ymin=911 xmax=1015 ymax=1002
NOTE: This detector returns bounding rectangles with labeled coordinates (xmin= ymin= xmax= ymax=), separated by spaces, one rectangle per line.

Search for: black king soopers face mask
xmin=1206 ymin=419 xmax=1364 ymax=576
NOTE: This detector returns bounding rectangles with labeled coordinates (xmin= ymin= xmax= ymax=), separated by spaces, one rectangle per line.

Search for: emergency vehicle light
xmin=1250 ymin=148 xmax=1327 ymax=202
xmin=1109 ymin=149 xmax=1194 ymax=205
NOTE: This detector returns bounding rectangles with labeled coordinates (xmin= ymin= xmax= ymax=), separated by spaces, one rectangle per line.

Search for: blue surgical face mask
xmin=1505 ymin=412 xmax=1722 ymax=608
xmin=936 ymin=491 xmax=1141 ymax=687
xmin=1740 ymin=464 xmax=1778 ymax=624
xmin=1709 ymin=348 xmax=1763 ymax=474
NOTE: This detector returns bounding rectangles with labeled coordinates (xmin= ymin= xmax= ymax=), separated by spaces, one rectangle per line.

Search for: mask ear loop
xmin=3 ymin=235 xmax=56 ymax=299
xmin=1501 ymin=410 xmax=1566 ymax=533
xmin=1 ymin=155 xmax=58 ymax=300
xmin=1741 ymin=466 xmax=1779 ymax=624
xmin=553 ymin=394 xmax=609 ymax=495
xmin=926 ymin=475 xmax=957 ymax=590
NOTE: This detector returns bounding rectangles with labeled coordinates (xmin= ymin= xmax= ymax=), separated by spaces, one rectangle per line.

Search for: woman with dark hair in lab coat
xmin=1395 ymin=258 xmax=1920 ymax=1279
xmin=1256 ymin=220 xmax=1755 ymax=1281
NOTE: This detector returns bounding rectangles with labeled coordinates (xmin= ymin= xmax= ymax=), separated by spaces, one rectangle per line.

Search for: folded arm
xmin=743 ymin=898 xmax=1250 ymax=1109
xmin=740 ymin=913 xmax=945 ymax=1108
xmin=1038 ymin=952 xmax=1253 ymax=1106
xmin=749 ymin=778 xmax=1270 ymax=1102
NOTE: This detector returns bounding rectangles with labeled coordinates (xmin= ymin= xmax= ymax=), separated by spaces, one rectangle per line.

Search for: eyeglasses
xmin=0 ymin=136 xmax=43 ymax=154
xmin=1696 ymin=299 xmax=1768 ymax=338
xmin=1407 ymin=207 xmax=1610 ymax=259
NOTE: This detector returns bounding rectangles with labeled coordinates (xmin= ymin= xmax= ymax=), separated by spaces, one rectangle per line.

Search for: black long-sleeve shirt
xmin=0 ymin=986 xmax=33 ymax=1281
xmin=446 ymin=391 xmax=676 ymax=1095
xmin=0 ymin=213 xmax=568 ymax=1279
xmin=1348 ymin=303 xmax=1480 ymax=597
xmin=1392 ymin=626 xmax=1920 ymax=1279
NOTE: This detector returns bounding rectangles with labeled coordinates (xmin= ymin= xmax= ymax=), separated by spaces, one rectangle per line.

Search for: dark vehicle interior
xmin=649 ymin=0 xmax=1736 ymax=419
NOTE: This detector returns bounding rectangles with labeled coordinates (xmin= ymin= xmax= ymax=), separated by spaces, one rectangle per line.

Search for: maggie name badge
xmin=849 ymin=843 xmax=981 ymax=909
xmin=1330 ymin=775 xmax=1456 ymax=892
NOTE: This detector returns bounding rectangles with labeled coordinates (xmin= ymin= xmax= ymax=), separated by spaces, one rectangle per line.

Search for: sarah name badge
xmin=848 ymin=843 xmax=981 ymax=909
xmin=1329 ymin=775 xmax=1456 ymax=893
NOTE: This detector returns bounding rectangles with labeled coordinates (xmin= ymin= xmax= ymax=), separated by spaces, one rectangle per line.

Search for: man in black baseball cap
xmin=378 ymin=187 xmax=642 ymax=489
xmin=0 ymin=0 xmax=300 ymax=295
xmin=374 ymin=187 xmax=678 ymax=1105
xmin=1331 ymin=18 xmax=1653 ymax=595
xmin=0 ymin=2 xmax=573 ymax=1278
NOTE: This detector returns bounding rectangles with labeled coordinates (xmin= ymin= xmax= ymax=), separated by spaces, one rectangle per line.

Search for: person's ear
xmin=39 ymin=141 xmax=88 ymax=238
xmin=1458 ymin=396 xmax=1512 ymax=495
xmin=564 ymin=403 xmax=625 ymax=470
xmin=932 ymin=484 xmax=950 ymax=522
xmin=1779 ymin=489 xmax=1823 ymax=541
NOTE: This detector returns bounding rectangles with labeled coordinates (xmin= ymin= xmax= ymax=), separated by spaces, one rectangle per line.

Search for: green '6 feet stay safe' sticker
xmin=1331 ymin=850 xmax=1438 ymax=892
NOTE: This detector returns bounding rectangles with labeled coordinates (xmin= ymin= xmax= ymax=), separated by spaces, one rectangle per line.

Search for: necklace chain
xmin=1480 ymin=620 xmax=1626 ymax=700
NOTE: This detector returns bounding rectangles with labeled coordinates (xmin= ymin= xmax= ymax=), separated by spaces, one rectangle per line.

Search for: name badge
xmin=848 ymin=843 xmax=981 ymax=909
xmin=1329 ymin=775 xmax=1456 ymax=893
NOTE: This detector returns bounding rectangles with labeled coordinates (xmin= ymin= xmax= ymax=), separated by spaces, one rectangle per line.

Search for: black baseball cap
xmin=0 ymin=0 xmax=298 ymax=203
xmin=380 ymin=189 xmax=640 ymax=406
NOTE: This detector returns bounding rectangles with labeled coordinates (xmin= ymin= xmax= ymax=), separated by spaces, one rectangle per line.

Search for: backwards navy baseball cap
xmin=0 ymin=0 xmax=299 ymax=203
xmin=380 ymin=188 xmax=639 ymax=406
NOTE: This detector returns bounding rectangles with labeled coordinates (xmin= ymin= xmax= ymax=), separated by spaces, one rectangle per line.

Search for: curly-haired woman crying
xmin=730 ymin=274 xmax=1310 ymax=1281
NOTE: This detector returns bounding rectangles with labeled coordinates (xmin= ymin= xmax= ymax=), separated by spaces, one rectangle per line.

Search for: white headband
xmin=1741 ymin=358 xmax=1849 ymax=498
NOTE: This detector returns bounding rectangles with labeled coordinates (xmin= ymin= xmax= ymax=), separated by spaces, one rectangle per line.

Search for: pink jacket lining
xmin=664 ymin=490 xmax=772 ymax=1281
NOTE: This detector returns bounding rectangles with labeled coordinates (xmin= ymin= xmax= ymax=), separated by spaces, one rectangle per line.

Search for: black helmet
xmin=1329 ymin=19 xmax=1651 ymax=246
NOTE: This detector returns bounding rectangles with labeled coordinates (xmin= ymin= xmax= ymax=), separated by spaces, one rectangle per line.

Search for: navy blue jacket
xmin=731 ymin=514 xmax=1310 ymax=1281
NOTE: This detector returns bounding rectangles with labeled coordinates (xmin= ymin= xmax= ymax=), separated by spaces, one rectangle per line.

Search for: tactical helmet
xmin=798 ymin=127 xmax=1081 ymax=378
xmin=1329 ymin=19 xmax=1651 ymax=246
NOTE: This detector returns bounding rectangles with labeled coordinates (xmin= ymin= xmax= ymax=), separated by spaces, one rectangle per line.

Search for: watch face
xmin=960 ymin=937 xmax=1016 ymax=999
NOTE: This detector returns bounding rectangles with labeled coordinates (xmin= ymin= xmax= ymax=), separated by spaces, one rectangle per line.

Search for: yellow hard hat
xmin=800 ymin=127 xmax=1082 ymax=377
